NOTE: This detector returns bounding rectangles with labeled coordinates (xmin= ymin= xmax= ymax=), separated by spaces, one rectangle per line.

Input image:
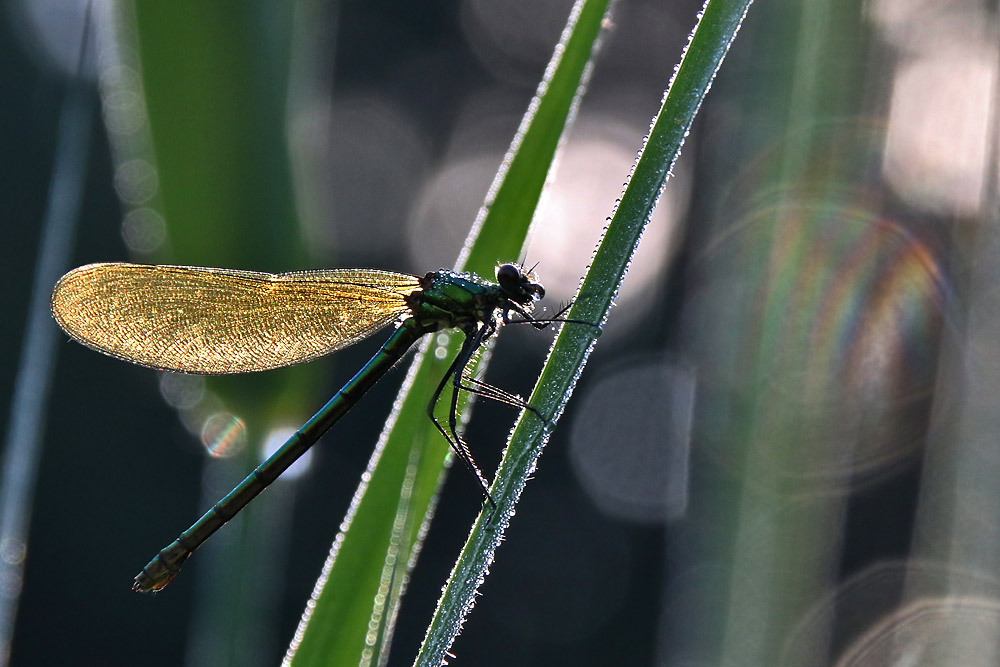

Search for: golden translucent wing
xmin=51 ymin=263 xmax=421 ymax=374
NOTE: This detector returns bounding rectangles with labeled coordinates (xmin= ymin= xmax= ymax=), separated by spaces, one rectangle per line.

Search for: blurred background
xmin=2 ymin=0 xmax=999 ymax=665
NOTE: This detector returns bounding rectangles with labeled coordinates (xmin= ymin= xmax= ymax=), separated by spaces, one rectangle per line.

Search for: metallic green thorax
xmin=406 ymin=269 xmax=536 ymax=336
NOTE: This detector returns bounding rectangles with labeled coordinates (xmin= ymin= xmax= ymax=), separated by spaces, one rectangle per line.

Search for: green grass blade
xmin=285 ymin=1 xmax=610 ymax=665
xmin=413 ymin=0 xmax=755 ymax=663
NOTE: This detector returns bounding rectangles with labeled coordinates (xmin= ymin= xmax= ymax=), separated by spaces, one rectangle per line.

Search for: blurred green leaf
xmin=131 ymin=2 xmax=309 ymax=423
xmin=126 ymin=3 xmax=314 ymax=664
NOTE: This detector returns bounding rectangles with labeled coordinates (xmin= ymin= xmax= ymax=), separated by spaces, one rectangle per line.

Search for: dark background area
xmin=4 ymin=0 xmax=999 ymax=666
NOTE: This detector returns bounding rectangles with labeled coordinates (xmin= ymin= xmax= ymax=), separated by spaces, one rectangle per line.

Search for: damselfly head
xmin=496 ymin=263 xmax=545 ymax=303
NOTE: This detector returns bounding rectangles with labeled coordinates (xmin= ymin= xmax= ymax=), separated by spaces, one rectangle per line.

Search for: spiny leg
xmin=455 ymin=374 xmax=551 ymax=430
xmin=426 ymin=327 xmax=496 ymax=506
xmin=445 ymin=318 xmax=517 ymax=448
xmin=506 ymin=294 xmax=600 ymax=332
xmin=507 ymin=304 xmax=579 ymax=330
xmin=458 ymin=375 xmax=527 ymax=410
xmin=446 ymin=328 xmax=487 ymax=483
xmin=425 ymin=312 xmax=590 ymax=508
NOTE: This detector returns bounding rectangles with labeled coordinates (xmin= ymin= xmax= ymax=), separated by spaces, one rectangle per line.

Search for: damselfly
xmin=51 ymin=261 xmax=565 ymax=592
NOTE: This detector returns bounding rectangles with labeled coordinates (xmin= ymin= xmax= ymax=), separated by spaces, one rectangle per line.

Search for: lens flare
xmin=200 ymin=412 xmax=247 ymax=459
xmin=686 ymin=194 xmax=949 ymax=490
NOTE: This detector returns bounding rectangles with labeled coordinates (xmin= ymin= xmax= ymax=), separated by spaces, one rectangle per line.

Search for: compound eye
xmin=496 ymin=263 xmax=521 ymax=292
xmin=530 ymin=284 xmax=545 ymax=300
